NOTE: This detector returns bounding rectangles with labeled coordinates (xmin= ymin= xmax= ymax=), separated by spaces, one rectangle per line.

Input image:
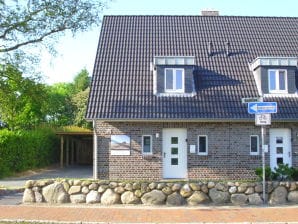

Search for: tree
xmin=71 ymin=87 xmax=90 ymax=128
xmin=72 ymin=68 xmax=90 ymax=94
xmin=0 ymin=0 xmax=106 ymax=53
xmin=0 ymin=64 xmax=47 ymax=130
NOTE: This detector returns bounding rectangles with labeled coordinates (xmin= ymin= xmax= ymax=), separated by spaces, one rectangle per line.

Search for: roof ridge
xmin=102 ymin=15 xmax=298 ymax=19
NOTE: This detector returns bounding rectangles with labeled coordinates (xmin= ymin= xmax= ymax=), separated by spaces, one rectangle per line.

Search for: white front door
xmin=270 ymin=128 xmax=292 ymax=169
xmin=162 ymin=128 xmax=187 ymax=178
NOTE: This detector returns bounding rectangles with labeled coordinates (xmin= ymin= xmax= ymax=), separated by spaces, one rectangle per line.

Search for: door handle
xmin=163 ymin=152 xmax=166 ymax=158
xmin=288 ymin=151 xmax=291 ymax=158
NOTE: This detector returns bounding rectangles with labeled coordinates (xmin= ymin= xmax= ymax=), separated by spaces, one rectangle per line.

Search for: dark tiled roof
xmin=86 ymin=16 xmax=298 ymax=121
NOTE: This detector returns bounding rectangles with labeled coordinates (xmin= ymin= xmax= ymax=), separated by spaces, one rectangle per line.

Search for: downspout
xmin=93 ymin=120 xmax=98 ymax=179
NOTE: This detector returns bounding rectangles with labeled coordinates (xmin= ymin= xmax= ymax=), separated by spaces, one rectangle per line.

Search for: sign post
xmin=247 ymin=101 xmax=277 ymax=204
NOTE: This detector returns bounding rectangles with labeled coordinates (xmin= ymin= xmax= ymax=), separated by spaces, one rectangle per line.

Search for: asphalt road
xmin=0 ymin=165 xmax=92 ymax=205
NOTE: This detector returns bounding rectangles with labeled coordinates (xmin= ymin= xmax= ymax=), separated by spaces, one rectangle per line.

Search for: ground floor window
xmin=250 ymin=135 xmax=259 ymax=155
xmin=142 ymin=135 xmax=152 ymax=154
xmin=198 ymin=135 xmax=208 ymax=155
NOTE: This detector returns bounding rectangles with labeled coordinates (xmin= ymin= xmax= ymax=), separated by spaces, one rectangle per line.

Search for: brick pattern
xmin=95 ymin=121 xmax=298 ymax=180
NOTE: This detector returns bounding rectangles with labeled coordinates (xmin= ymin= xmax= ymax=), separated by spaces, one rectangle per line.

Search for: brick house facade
xmin=86 ymin=15 xmax=298 ymax=180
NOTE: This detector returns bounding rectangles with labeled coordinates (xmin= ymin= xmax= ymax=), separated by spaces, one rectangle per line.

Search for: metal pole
xmin=261 ymin=126 xmax=266 ymax=204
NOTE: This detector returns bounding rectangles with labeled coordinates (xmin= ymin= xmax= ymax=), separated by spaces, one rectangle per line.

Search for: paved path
xmin=0 ymin=205 xmax=298 ymax=223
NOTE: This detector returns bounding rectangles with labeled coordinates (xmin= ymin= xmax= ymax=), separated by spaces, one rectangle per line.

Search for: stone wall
xmin=23 ymin=180 xmax=298 ymax=206
xmin=95 ymin=121 xmax=298 ymax=180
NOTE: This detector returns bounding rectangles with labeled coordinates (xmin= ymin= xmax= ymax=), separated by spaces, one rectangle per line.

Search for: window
xmin=268 ymin=70 xmax=287 ymax=93
xmin=198 ymin=135 xmax=208 ymax=155
xmin=250 ymin=135 xmax=259 ymax=155
xmin=165 ymin=68 xmax=184 ymax=93
xmin=142 ymin=135 xmax=152 ymax=154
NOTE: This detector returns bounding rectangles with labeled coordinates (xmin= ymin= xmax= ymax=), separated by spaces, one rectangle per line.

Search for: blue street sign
xmin=248 ymin=102 xmax=277 ymax=114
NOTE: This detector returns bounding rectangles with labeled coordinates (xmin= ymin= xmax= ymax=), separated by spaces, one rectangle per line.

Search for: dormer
xmin=249 ymin=57 xmax=298 ymax=96
xmin=152 ymin=56 xmax=196 ymax=97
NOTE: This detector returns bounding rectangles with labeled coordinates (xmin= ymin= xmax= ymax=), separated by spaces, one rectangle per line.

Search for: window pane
xmin=269 ymin=70 xmax=276 ymax=91
xmin=250 ymin=136 xmax=258 ymax=153
xmin=175 ymin=69 xmax=183 ymax=90
xmin=276 ymin=147 xmax=283 ymax=154
xmin=199 ymin=136 xmax=207 ymax=153
xmin=276 ymin=137 xmax=283 ymax=144
xmin=171 ymin=137 xmax=178 ymax=144
xmin=171 ymin=158 xmax=178 ymax=165
xmin=165 ymin=69 xmax=173 ymax=90
xmin=279 ymin=71 xmax=286 ymax=90
xmin=277 ymin=158 xmax=283 ymax=164
xmin=171 ymin=147 xmax=178 ymax=155
xmin=143 ymin=136 xmax=151 ymax=153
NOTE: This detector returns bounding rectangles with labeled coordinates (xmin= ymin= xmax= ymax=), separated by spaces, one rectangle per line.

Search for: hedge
xmin=0 ymin=127 xmax=59 ymax=178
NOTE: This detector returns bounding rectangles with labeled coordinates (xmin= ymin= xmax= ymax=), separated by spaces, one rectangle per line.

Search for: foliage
xmin=0 ymin=127 xmax=59 ymax=178
xmin=0 ymin=64 xmax=47 ymax=130
xmin=0 ymin=0 xmax=107 ymax=60
xmin=56 ymin=125 xmax=92 ymax=133
xmin=71 ymin=68 xmax=90 ymax=94
xmin=255 ymin=164 xmax=298 ymax=181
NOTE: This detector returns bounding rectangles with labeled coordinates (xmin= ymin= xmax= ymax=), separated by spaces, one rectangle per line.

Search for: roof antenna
xmin=225 ymin=41 xmax=231 ymax=57
xmin=208 ymin=41 xmax=213 ymax=57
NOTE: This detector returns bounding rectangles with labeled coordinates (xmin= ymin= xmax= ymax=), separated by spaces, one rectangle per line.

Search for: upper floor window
xmin=268 ymin=69 xmax=287 ymax=93
xmin=165 ymin=68 xmax=184 ymax=93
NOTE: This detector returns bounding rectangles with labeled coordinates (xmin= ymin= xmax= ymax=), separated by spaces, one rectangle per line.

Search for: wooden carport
xmin=56 ymin=130 xmax=93 ymax=168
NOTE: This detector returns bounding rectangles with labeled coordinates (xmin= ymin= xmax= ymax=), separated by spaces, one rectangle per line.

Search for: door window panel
xmin=276 ymin=147 xmax=283 ymax=154
xmin=276 ymin=137 xmax=283 ymax=144
xmin=277 ymin=158 xmax=283 ymax=164
xmin=171 ymin=137 xmax=178 ymax=144
xmin=171 ymin=158 xmax=178 ymax=165
xmin=171 ymin=147 xmax=178 ymax=154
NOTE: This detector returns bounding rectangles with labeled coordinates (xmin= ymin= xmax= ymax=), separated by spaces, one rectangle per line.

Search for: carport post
xmin=60 ymin=135 xmax=64 ymax=168
xmin=93 ymin=120 xmax=98 ymax=179
xmin=66 ymin=136 xmax=69 ymax=166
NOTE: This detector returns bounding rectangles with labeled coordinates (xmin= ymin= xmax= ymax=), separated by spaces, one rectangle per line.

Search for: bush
xmin=0 ymin=127 xmax=59 ymax=178
xmin=255 ymin=164 xmax=298 ymax=181
xmin=255 ymin=166 xmax=276 ymax=181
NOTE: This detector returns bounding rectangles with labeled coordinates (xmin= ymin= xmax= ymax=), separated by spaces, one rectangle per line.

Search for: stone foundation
xmin=23 ymin=179 xmax=298 ymax=206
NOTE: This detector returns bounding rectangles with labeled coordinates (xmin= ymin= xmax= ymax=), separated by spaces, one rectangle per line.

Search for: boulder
xmin=254 ymin=184 xmax=263 ymax=193
xmin=288 ymin=191 xmax=298 ymax=203
xmin=187 ymin=191 xmax=209 ymax=205
xmin=190 ymin=183 xmax=201 ymax=191
xmin=229 ymin=186 xmax=237 ymax=194
xmin=82 ymin=186 xmax=89 ymax=194
xmin=98 ymin=184 xmax=109 ymax=193
xmin=215 ymin=182 xmax=228 ymax=192
xmin=289 ymin=182 xmax=297 ymax=191
xmin=209 ymin=188 xmax=230 ymax=204
xmin=141 ymin=190 xmax=166 ymax=205
xmin=149 ymin=182 xmax=157 ymax=190
xmin=23 ymin=189 xmax=35 ymax=203
xmin=25 ymin=180 xmax=36 ymax=188
xmin=82 ymin=180 xmax=91 ymax=186
xmin=34 ymin=191 xmax=43 ymax=203
xmin=231 ymin=194 xmax=248 ymax=205
xmin=124 ymin=183 xmax=133 ymax=191
xmin=172 ymin=183 xmax=182 ymax=191
xmin=133 ymin=182 xmax=141 ymax=190
xmin=114 ymin=186 xmax=125 ymax=194
xmin=62 ymin=181 xmax=70 ymax=192
xmin=237 ymin=183 xmax=248 ymax=193
xmin=157 ymin=183 xmax=166 ymax=190
xmin=89 ymin=183 xmax=99 ymax=191
xmin=101 ymin=189 xmax=121 ymax=205
xmin=248 ymin=193 xmax=263 ymax=205
xmin=245 ymin=187 xmax=254 ymax=195
xmin=42 ymin=183 xmax=69 ymax=203
xmin=180 ymin=184 xmax=192 ymax=197
xmin=134 ymin=190 xmax=143 ymax=198
xmin=141 ymin=183 xmax=150 ymax=193
xmin=201 ymin=184 xmax=209 ymax=194
xmin=109 ymin=182 xmax=118 ymax=188
xmin=166 ymin=192 xmax=185 ymax=206
xmin=68 ymin=186 xmax=81 ymax=195
xmin=121 ymin=191 xmax=140 ymax=204
xmin=207 ymin=182 xmax=215 ymax=189
xmin=162 ymin=186 xmax=173 ymax=195
xmin=86 ymin=190 xmax=101 ymax=204
xmin=73 ymin=180 xmax=82 ymax=186
xmin=70 ymin=194 xmax=86 ymax=203
xmin=269 ymin=186 xmax=287 ymax=205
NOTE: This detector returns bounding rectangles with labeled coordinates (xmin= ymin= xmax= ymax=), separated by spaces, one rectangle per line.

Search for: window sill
xmin=155 ymin=92 xmax=196 ymax=97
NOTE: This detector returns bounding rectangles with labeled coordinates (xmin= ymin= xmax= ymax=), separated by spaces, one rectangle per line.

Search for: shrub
xmin=0 ymin=127 xmax=59 ymax=178
xmin=255 ymin=164 xmax=298 ymax=181
xmin=255 ymin=166 xmax=276 ymax=181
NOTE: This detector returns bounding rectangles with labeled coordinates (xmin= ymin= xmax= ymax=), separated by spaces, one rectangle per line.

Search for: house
xmin=86 ymin=14 xmax=298 ymax=180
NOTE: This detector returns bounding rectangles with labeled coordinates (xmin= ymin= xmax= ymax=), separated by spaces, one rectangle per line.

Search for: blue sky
xmin=40 ymin=0 xmax=298 ymax=84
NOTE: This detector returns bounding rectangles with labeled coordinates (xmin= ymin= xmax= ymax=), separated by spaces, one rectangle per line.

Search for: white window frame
xmin=250 ymin=135 xmax=259 ymax=155
xmin=142 ymin=135 xmax=152 ymax=155
xmin=164 ymin=68 xmax=185 ymax=93
xmin=198 ymin=135 xmax=208 ymax=155
xmin=268 ymin=69 xmax=288 ymax=93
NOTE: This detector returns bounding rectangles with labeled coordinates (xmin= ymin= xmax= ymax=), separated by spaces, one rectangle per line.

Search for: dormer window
xmin=268 ymin=69 xmax=287 ymax=93
xmin=165 ymin=68 xmax=184 ymax=93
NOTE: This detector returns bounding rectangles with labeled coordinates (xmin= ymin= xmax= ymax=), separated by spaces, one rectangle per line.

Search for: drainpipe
xmin=93 ymin=120 xmax=98 ymax=180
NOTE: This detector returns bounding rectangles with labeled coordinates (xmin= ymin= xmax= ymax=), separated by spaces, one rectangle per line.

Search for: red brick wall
xmin=95 ymin=121 xmax=298 ymax=180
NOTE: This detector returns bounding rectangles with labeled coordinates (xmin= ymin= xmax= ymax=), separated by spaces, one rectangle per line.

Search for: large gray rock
xmin=141 ymin=190 xmax=166 ymax=205
xmin=86 ymin=190 xmax=101 ymax=204
xmin=269 ymin=186 xmax=287 ymax=205
xmin=89 ymin=183 xmax=99 ymax=191
xmin=70 ymin=194 xmax=86 ymax=203
xmin=101 ymin=189 xmax=121 ymax=205
xmin=288 ymin=191 xmax=298 ymax=203
xmin=231 ymin=194 xmax=248 ymax=205
xmin=229 ymin=186 xmax=237 ymax=194
xmin=237 ymin=183 xmax=248 ymax=193
xmin=23 ymin=189 xmax=35 ymax=203
xmin=34 ymin=191 xmax=43 ymax=203
xmin=209 ymin=188 xmax=230 ymax=204
xmin=215 ymin=182 xmax=228 ymax=192
xmin=187 ymin=191 xmax=209 ymax=205
xmin=42 ymin=183 xmax=69 ymax=203
xmin=248 ymin=193 xmax=263 ymax=205
xmin=166 ymin=192 xmax=185 ymax=206
xmin=172 ymin=183 xmax=182 ymax=191
xmin=121 ymin=191 xmax=140 ymax=204
xmin=180 ymin=184 xmax=192 ymax=197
